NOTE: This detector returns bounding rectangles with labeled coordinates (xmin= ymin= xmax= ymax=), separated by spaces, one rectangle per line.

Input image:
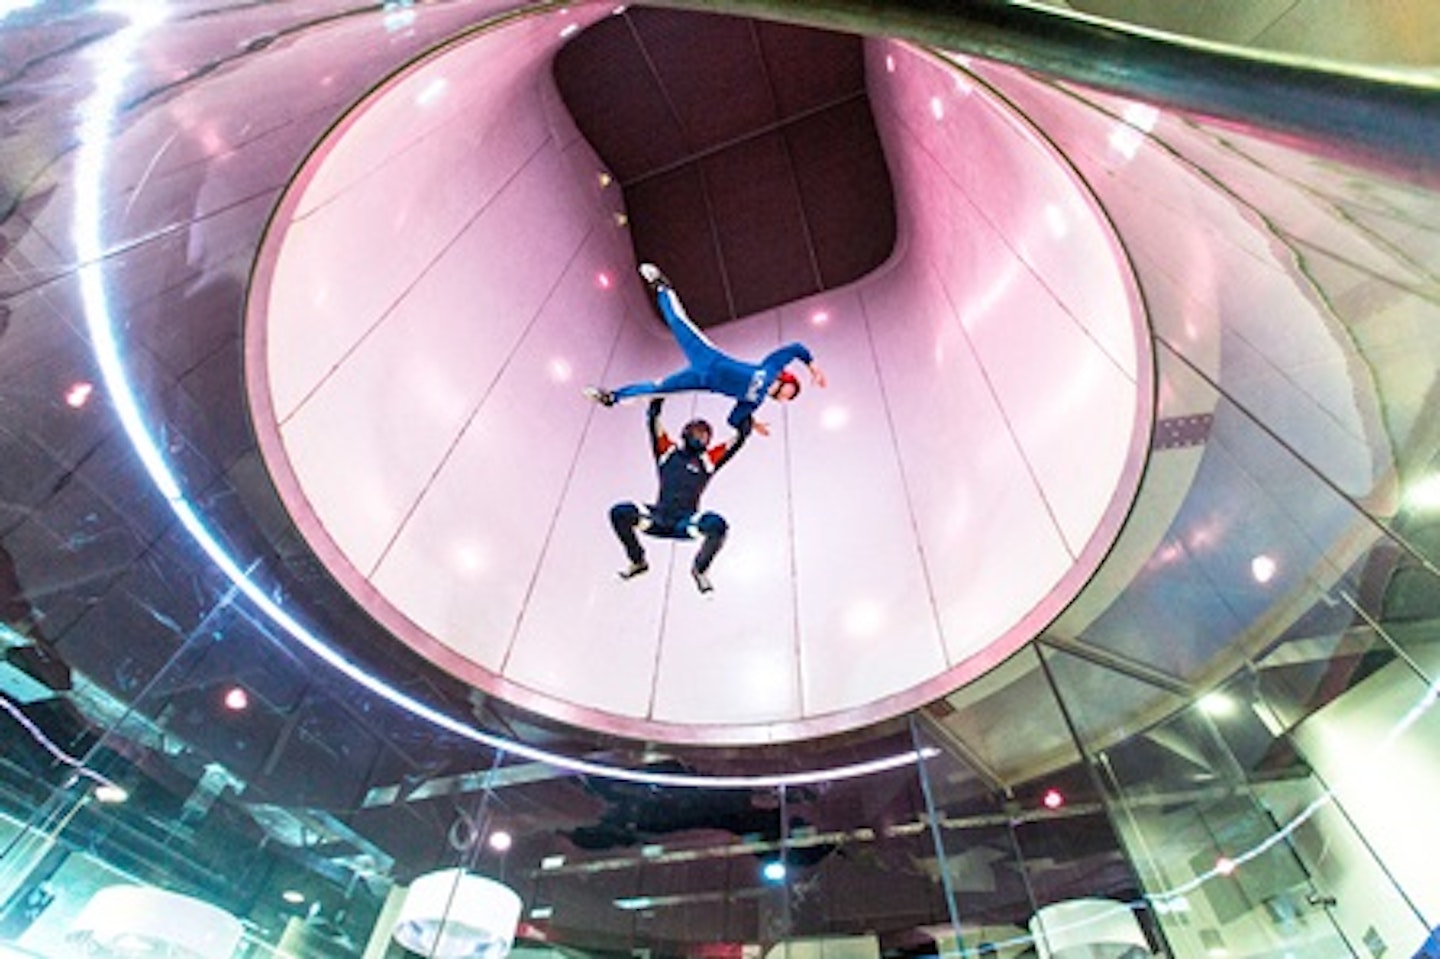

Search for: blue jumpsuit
xmin=611 ymin=286 xmax=814 ymax=429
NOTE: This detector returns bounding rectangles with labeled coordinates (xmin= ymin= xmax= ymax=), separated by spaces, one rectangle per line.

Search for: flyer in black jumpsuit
xmin=609 ymin=398 xmax=751 ymax=594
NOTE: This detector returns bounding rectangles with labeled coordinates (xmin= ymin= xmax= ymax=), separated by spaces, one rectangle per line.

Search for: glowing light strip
xmin=0 ymin=692 xmax=123 ymax=794
xmin=69 ymin=4 xmax=934 ymax=791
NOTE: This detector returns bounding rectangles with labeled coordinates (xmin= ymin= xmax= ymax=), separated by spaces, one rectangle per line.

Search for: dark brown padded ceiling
xmin=554 ymin=7 xmax=897 ymax=327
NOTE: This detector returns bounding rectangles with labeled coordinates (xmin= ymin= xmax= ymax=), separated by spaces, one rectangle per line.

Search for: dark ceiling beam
xmin=653 ymin=0 xmax=1440 ymax=186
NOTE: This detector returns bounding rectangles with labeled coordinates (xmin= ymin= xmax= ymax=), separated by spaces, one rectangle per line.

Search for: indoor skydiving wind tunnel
xmin=1 ymin=0 xmax=1439 ymax=957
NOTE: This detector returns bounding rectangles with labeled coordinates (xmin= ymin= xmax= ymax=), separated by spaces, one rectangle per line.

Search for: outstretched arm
xmin=647 ymin=398 xmax=673 ymax=460
xmin=726 ymin=400 xmax=764 ymax=436
xmin=763 ymin=342 xmax=826 ymax=388
xmin=708 ymin=415 xmax=752 ymax=471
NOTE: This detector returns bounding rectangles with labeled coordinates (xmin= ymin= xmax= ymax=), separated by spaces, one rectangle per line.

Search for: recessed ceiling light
xmin=66 ymin=381 xmax=95 ymax=408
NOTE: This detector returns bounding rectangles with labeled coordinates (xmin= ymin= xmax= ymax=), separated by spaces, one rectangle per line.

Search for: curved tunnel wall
xmin=246 ymin=5 xmax=1150 ymax=744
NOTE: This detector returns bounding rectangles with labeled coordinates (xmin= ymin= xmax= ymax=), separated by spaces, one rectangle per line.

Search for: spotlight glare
xmin=1200 ymin=692 xmax=1236 ymax=717
xmin=488 ymin=830 xmax=513 ymax=852
xmin=223 ymin=686 xmax=249 ymax=711
xmin=66 ymin=381 xmax=95 ymax=408
xmin=1407 ymin=474 xmax=1440 ymax=511
xmin=761 ymin=861 xmax=786 ymax=883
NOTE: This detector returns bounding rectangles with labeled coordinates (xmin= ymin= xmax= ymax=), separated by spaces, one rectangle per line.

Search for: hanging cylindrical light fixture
xmin=392 ymin=869 xmax=522 ymax=959
xmin=67 ymin=884 xmax=244 ymax=958
xmin=1029 ymin=898 xmax=1149 ymax=958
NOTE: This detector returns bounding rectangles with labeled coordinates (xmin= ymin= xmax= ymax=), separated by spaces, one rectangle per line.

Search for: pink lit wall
xmin=246 ymin=6 xmax=1151 ymax=744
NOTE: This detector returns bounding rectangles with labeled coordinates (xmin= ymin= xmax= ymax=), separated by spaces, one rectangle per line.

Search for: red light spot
xmin=223 ymin=687 xmax=250 ymax=711
xmin=597 ymin=272 xmax=612 ymax=289
xmin=66 ymin=382 xmax=94 ymax=408
xmin=1215 ymin=856 xmax=1236 ymax=876
xmin=1042 ymin=788 xmax=1064 ymax=810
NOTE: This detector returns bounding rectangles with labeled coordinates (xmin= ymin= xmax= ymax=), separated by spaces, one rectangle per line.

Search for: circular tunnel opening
xmin=243 ymin=3 xmax=1153 ymax=745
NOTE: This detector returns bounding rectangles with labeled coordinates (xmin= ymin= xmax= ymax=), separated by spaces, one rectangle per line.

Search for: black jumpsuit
xmin=610 ymin=398 xmax=750 ymax=575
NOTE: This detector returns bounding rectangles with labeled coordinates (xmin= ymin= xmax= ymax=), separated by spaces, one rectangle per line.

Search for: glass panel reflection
xmin=918 ymin=650 xmax=1160 ymax=957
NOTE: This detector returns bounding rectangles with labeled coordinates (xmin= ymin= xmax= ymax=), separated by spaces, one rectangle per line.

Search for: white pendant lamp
xmin=392 ymin=869 xmax=522 ymax=959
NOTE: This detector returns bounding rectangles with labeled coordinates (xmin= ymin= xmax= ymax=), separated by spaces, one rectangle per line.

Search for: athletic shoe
xmin=691 ymin=567 xmax=713 ymax=594
xmin=619 ymin=559 xmax=649 ymax=580
xmin=638 ymin=262 xmax=672 ymax=292
xmin=583 ymin=386 xmax=616 ymax=407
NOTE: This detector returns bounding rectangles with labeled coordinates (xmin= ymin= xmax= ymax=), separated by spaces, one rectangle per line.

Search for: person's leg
xmin=594 ymin=285 xmax=717 ymax=405
xmin=687 ymin=512 xmax=729 ymax=593
xmin=609 ymin=502 xmax=650 ymax=578
xmin=655 ymin=286 xmax=722 ymax=370
xmin=610 ymin=367 xmax=706 ymax=403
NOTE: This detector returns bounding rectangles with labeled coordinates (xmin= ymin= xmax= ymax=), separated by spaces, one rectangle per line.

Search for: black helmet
xmin=681 ymin=419 xmax=712 ymax=452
